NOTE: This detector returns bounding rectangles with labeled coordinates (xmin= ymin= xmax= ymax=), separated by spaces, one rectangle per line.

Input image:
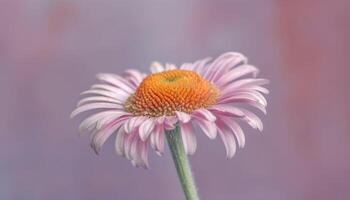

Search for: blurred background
xmin=1 ymin=0 xmax=349 ymax=199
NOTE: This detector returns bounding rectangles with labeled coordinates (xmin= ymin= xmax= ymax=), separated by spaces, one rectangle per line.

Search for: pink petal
xmin=205 ymin=52 xmax=247 ymax=81
xmin=221 ymin=79 xmax=269 ymax=95
xmin=218 ymin=100 xmax=266 ymax=115
xmin=193 ymin=57 xmax=212 ymax=72
xmin=212 ymin=57 xmax=246 ymax=81
xmin=192 ymin=108 xmax=216 ymax=122
xmin=165 ymin=63 xmax=177 ymax=71
xmin=164 ymin=116 xmax=178 ymax=130
xmin=176 ymin=111 xmax=191 ymax=123
xmin=95 ymin=114 xmax=122 ymax=131
xmin=150 ymin=61 xmax=164 ymax=73
xmin=215 ymin=64 xmax=259 ymax=87
xmin=78 ymin=110 xmax=125 ymax=132
xmin=77 ymin=96 xmax=122 ymax=107
xmin=96 ymin=73 xmax=135 ymax=94
xmin=194 ymin=118 xmax=217 ymax=139
xmin=217 ymin=127 xmax=237 ymax=159
xmin=150 ymin=126 xmax=157 ymax=149
xmin=180 ymin=123 xmax=197 ymax=155
xmin=150 ymin=125 xmax=165 ymax=156
xmin=138 ymin=141 xmax=149 ymax=168
xmin=124 ymin=116 xmax=147 ymax=133
xmin=129 ymin=137 xmax=139 ymax=162
xmin=220 ymin=91 xmax=267 ymax=107
xmin=218 ymin=116 xmax=245 ymax=148
xmin=182 ymin=57 xmax=212 ymax=73
xmin=124 ymin=131 xmax=137 ymax=160
xmin=80 ymin=89 xmax=128 ymax=103
xmin=130 ymin=139 xmax=149 ymax=168
xmin=180 ymin=62 xmax=193 ymax=70
xmin=90 ymin=85 xmax=131 ymax=100
xmin=208 ymin=105 xmax=244 ymax=118
xmin=125 ymin=134 xmax=139 ymax=165
xmin=240 ymin=108 xmax=263 ymax=131
xmin=139 ymin=118 xmax=156 ymax=141
xmin=156 ymin=116 xmax=166 ymax=124
xmin=252 ymin=86 xmax=269 ymax=94
xmin=244 ymin=100 xmax=267 ymax=114
xmin=91 ymin=116 xmax=129 ymax=154
xmin=70 ymin=103 xmax=125 ymax=118
xmin=91 ymin=84 xmax=129 ymax=95
xmin=203 ymin=53 xmax=238 ymax=78
xmin=115 ymin=129 xmax=126 ymax=155
xmin=123 ymin=69 xmax=144 ymax=87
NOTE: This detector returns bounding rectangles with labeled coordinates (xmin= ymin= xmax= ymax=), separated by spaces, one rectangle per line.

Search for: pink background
xmin=1 ymin=1 xmax=349 ymax=199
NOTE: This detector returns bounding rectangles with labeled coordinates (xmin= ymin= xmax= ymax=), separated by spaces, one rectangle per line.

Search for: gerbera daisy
xmin=71 ymin=52 xmax=268 ymax=168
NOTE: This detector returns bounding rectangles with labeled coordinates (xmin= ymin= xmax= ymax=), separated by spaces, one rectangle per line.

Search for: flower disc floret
xmin=125 ymin=70 xmax=219 ymax=117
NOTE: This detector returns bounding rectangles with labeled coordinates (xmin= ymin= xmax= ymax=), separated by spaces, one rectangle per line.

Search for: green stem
xmin=165 ymin=125 xmax=199 ymax=200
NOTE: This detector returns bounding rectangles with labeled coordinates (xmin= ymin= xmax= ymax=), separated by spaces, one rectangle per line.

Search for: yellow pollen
xmin=125 ymin=70 xmax=219 ymax=117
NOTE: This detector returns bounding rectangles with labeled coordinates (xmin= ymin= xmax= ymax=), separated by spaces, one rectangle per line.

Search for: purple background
xmin=1 ymin=1 xmax=349 ymax=200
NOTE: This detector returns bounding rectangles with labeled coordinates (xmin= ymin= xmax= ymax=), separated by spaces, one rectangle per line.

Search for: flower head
xmin=71 ymin=52 xmax=269 ymax=168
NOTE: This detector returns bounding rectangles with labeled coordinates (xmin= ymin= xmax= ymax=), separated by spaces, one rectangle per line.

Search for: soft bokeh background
xmin=1 ymin=1 xmax=349 ymax=200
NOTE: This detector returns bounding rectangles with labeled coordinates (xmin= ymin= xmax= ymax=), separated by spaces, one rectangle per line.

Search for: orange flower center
xmin=125 ymin=70 xmax=219 ymax=117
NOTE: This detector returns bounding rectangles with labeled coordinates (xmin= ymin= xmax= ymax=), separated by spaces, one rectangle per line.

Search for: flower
xmin=71 ymin=52 xmax=269 ymax=168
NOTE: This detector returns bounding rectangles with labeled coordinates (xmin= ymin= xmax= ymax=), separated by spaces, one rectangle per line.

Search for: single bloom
xmin=71 ymin=52 xmax=269 ymax=168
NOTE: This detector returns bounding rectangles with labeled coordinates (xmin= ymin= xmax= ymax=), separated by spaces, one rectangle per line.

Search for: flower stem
xmin=165 ymin=125 xmax=199 ymax=200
